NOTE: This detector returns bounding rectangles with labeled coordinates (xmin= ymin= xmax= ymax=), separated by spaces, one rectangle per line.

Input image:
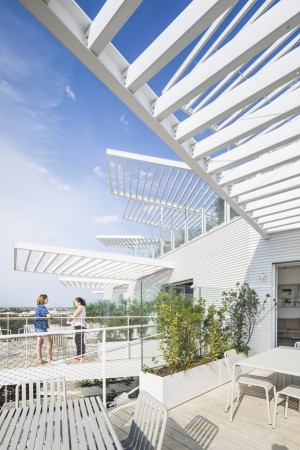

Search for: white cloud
xmin=120 ymin=113 xmax=129 ymax=130
xmin=93 ymin=215 xmax=121 ymax=225
xmin=0 ymin=80 xmax=23 ymax=103
xmin=65 ymin=85 xmax=76 ymax=101
xmin=29 ymin=163 xmax=71 ymax=191
xmin=29 ymin=162 xmax=48 ymax=174
xmin=48 ymin=176 xmax=72 ymax=192
xmin=93 ymin=166 xmax=105 ymax=177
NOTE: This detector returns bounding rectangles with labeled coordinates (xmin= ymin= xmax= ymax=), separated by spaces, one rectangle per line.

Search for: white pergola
xmin=20 ymin=0 xmax=300 ymax=238
xmin=107 ymin=148 xmax=222 ymax=230
xmin=96 ymin=234 xmax=161 ymax=249
xmin=59 ymin=276 xmax=130 ymax=289
xmin=14 ymin=242 xmax=174 ymax=280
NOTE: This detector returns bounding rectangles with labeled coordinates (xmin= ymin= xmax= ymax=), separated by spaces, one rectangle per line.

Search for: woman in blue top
xmin=35 ymin=294 xmax=53 ymax=364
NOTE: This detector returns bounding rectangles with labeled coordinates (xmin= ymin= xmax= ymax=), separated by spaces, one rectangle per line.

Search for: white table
xmin=0 ymin=396 xmax=123 ymax=449
xmin=230 ymin=347 xmax=300 ymax=422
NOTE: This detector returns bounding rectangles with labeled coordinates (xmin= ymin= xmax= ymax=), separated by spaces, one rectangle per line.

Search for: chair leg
xmin=272 ymin=393 xmax=279 ymax=429
xmin=264 ymin=388 xmax=271 ymax=425
xmin=284 ymin=396 xmax=289 ymax=419
xmin=225 ymin=384 xmax=232 ymax=412
xmin=237 ymin=384 xmax=241 ymax=402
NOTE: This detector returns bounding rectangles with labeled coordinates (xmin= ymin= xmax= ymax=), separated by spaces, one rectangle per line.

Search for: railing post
xmin=25 ymin=316 xmax=29 ymax=367
xmin=102 ymin=329 xmax=107 ymax=409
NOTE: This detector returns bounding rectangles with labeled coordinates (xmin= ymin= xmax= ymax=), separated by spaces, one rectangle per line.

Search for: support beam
xmin=258 ymin=208 xmax=300 ymax=225
xmin=245 ymin=188 xmax=300 ymax=213
xmin=153 ymin=1 xmax=300 ymax=120
xmin=125 ymin=0 xmax=236 ymax=93
xmin=219 ymin=140 xmax=300 ymax=186
xmin=251 ymin=199 xmax=300 ymax=219
xmin=87 ymin=0 xmax=142 ymax=56
xmin=230 ymin=160 xmax=300 ymax=197
xmin=238 ymin=176 xmax=300 ymax=204
xmin=207 ymin=118 xmax=300 ymax=174
xmin=175 ymin=47 xmax=300 ymax=143
xmin=194 ymin=88 xmax=300 ymax=160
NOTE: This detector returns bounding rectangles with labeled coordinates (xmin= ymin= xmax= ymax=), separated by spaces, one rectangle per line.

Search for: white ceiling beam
xmin=257 ymin=208 xmax=300 ymax=225
xmin=194 ymin=88 xmax=300 ymax=160
xmin=176 ymin=47 xmax=300 ymax=143
xmin=191 ymin=23 xmax=296 ymax=114
xmin=245 ymin=188 xmax=300 ymax=213
xmin=87 ymin=0 xmax=141 ymax=56
xmin=185 ymin=0 xmax=259 ymax=110
xmin=213 ymin=31 xmax=299 ymax=129
xmin=207 ymin=118 xmax=300 ymax=174
xmin=153 ymin=1 xmax=300 ymax=121
xmin=230 ymin=161 xmax=300 ymax=197
xmin=238 ymin=176 xmax=300 ymax=204
xmin=251 ymin=199 xmax=300 ymax=219
xmin=265 ymin=223 xmax=300 ymax=234
xmin=163 ymin=4 xmax=235 ymax=93
xmin=262 ymin=215 xmax=300 ymax=230
xmin=219 ymin=140 xmax=300 ymax=186
xmin=124 ymin=0 xmax=236 ymax=93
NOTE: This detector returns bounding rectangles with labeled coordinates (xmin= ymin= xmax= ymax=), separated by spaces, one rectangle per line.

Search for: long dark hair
xmin=75 ymin=297 xmax=86 ymax=306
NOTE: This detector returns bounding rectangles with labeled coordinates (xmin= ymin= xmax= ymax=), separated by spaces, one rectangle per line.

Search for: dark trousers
xmin=74 ymin=326 xmax=86 ymax=356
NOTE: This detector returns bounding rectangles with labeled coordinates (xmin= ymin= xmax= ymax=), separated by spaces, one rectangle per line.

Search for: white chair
xmin=109 ymin=391 xmax=168 ymax=450
xmin=224 ymin=349 xmax=276 ymax=424
xmin=0 ymin=327 xmax=11 ymax=335
xmin=15 ymin=377 xmax=67 ymax=407
xmin=272 ymin=384 xmax=300 ymax=428
xmin=294 ymin=342 xmax=300 ymax=348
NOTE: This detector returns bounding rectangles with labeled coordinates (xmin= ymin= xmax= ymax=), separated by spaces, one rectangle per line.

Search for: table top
xmin=235 ymin=347 xmax=300 ymax=377
xmin=0 ymin=396 xmax=123 ymax=450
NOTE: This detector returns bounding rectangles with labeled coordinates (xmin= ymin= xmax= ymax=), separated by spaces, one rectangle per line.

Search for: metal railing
xmin=0 ymin=316 xmax=160 ymax=409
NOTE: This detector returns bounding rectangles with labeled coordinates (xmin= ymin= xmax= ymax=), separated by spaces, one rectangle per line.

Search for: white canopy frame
xmin=14 ymin=242 xmax=174 ymax=281
xmin=59 ymin=276 xmax=130 ymax=290
xmin=20 ymin=0 xmax=300 ymax=238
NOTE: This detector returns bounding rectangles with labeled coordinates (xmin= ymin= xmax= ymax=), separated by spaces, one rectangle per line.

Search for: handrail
xmin=0 ymin=324 xmax=157 ymax=340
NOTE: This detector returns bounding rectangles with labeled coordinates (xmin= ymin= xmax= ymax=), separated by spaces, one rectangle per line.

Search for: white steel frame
xmin=20 ymin=0 xmax=300 ymax=238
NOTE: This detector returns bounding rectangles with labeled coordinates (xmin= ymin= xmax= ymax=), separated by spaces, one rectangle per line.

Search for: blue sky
xmin=0 ymin=0 xmax=189 ymax=307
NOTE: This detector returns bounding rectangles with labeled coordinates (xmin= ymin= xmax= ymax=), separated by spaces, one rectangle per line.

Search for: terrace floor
xmin=110 ymin=377 xmax=300 ymax=450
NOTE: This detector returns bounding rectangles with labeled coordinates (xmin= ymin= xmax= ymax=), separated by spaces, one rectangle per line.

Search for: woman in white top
xmin=69 ymin=297 xmax=87 ymax=361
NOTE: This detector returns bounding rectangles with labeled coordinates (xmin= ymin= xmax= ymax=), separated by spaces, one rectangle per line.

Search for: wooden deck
xmin=110 ymin=377 xmax=300 ymax=449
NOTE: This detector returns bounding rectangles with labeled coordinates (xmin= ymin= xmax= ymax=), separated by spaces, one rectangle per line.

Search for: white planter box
xmin=139 ymin=358 xmax=230 ymax=410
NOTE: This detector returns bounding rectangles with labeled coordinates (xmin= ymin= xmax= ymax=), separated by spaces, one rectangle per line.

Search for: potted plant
xmin=140 ymin=291 xmax=231 ymax=409
xmin=140 ymin=283 xmax=275 ymax=409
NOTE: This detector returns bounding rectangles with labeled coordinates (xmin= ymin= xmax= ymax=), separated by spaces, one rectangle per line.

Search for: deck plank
xmin=111 ymin=377 xmax=300 ymax=449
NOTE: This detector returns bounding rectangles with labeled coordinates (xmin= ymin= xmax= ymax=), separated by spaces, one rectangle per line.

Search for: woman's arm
xmin=70 ymin=305 xmax=83 ymax=319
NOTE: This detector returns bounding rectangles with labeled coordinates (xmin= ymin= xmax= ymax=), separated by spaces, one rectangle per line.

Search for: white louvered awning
xmin=20 ymin=0 xmax=300 ymax=238
xmin=59 ymin=276 xmax=130 ymax=289
xmin=106 ymin=148 xmax=221 ymax=230
xmin=14 ymin=242 xmax=174 ymax=280
xmin=96 ymin=234 xmax=161 ymax=249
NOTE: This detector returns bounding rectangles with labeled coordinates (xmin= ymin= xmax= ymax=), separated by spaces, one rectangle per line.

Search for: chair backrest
xmin=24 ymin=324 xmax=35 ymax=333
xmin=224 ymin=349 xmax=244 ymax=380
xmin=127 ymin=391 xmax=168 ymax=450
xmin=294 ymin=341 xmax=300 ymax=348
xmin=15 ymin=377 xmax=67 ymax=407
